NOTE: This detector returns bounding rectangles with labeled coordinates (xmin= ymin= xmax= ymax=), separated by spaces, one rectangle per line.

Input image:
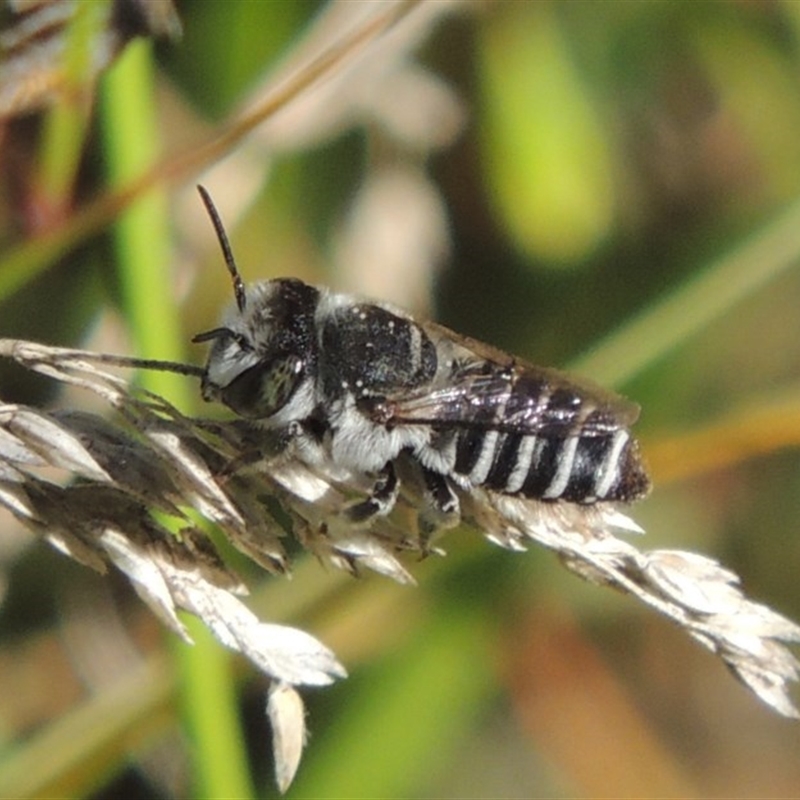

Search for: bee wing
xmin=376 ymin=321 xmax=640 ymax=436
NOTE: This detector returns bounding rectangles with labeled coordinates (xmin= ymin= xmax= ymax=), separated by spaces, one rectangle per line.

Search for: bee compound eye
xmin=220 ymin=355 xmax=303 ymax=419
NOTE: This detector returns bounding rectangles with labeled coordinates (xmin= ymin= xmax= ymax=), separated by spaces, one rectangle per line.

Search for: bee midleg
xmin=344 ymin=461 xmax=399 ymax=524
xmin=417 ymin=466 xmax=461 ymax=541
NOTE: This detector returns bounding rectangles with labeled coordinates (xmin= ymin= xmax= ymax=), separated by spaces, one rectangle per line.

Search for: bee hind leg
xmin=344 ymin=462 xmax=399 ymax=524
xmin=417 ymin=467 xmax=461 ymax=543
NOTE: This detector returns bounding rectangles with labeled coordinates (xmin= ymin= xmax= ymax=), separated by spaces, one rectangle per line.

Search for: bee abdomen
xmin=453 ymin=427 xmax=649 ymax=503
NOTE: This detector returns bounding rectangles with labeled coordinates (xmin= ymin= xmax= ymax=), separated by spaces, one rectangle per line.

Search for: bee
xmin=191 ymin=187 xmax=650 ymax=533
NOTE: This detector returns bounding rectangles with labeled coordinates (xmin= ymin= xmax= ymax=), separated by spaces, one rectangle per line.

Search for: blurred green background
xmin=2 ymin=1 xmax=800 ymax=797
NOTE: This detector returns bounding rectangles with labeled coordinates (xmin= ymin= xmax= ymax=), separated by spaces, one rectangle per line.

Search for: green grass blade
xmin=571 ymin=198 xmax=800 ymax=388
xmin=99 ymin=40 xmax=254 ymax=799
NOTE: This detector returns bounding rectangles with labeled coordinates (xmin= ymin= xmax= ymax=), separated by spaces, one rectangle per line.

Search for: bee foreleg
xmin=344 ymin=462 xmax=399 ymax=524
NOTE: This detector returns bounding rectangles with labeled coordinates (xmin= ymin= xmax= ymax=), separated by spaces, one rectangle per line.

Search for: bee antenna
xmin=197 ymin=185 xmax=247 ymax=313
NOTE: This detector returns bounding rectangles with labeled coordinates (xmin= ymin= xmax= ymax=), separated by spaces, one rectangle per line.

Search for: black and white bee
xmin=190 ymin=187 xmax=650 ymax=534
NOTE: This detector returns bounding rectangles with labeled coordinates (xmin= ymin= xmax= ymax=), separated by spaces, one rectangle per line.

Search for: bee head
xmin=192 ymin=187 xmax=318 ymax=421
